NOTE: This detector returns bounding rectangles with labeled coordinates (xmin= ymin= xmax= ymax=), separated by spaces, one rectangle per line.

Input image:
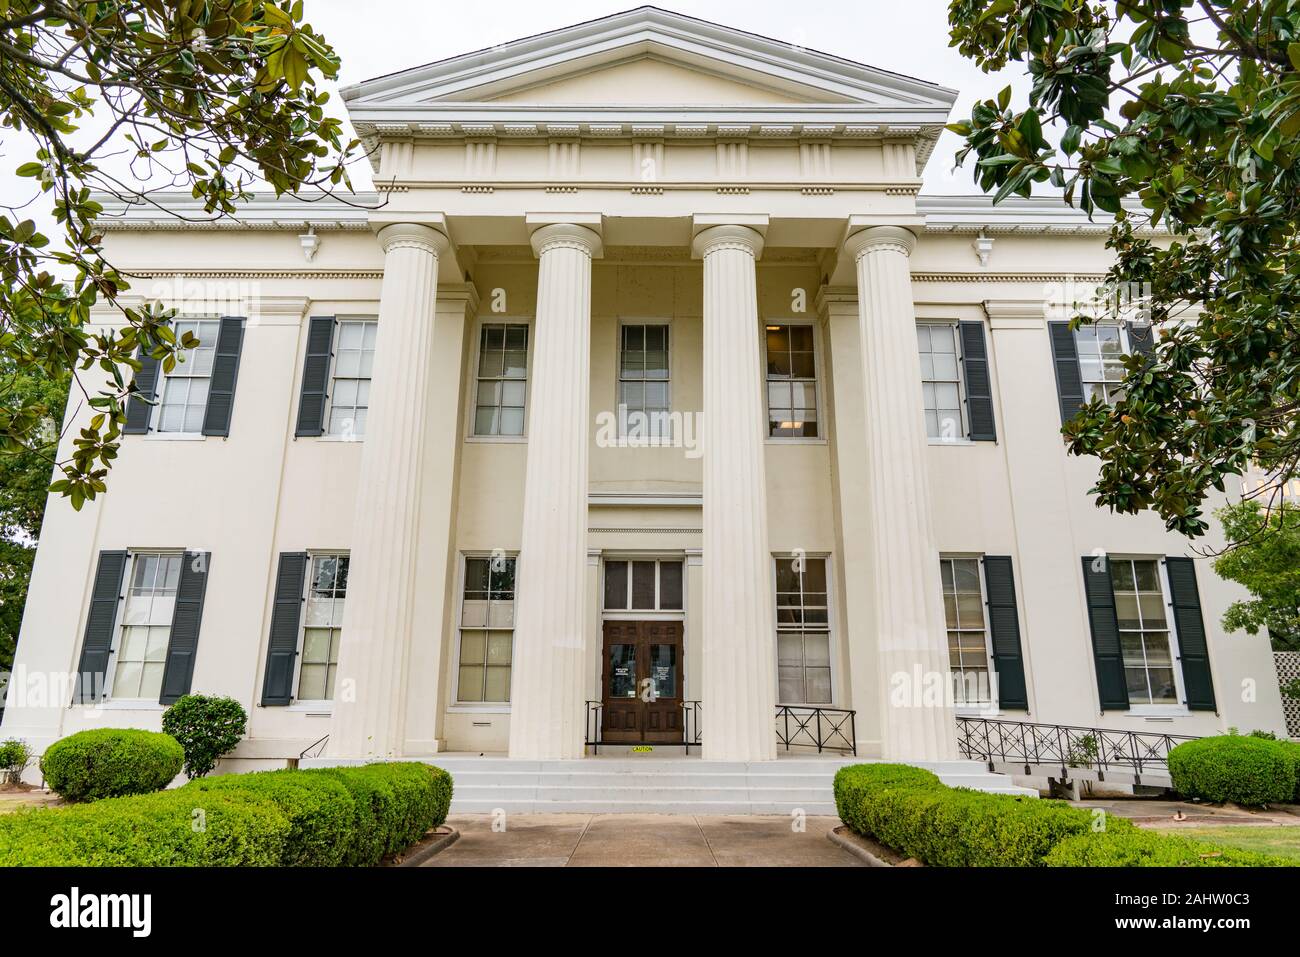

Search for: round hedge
xmin=1167 ymin=735 xmax=1297 ymax=806
xmin=40 ymin=728 xmax=184 ymax=801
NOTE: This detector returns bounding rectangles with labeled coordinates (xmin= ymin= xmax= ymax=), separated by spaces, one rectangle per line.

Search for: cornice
xmin=918 ymin=194 xmax=1161 ymax=236
xmin=92 ymin=191 xmax=377 ymax=232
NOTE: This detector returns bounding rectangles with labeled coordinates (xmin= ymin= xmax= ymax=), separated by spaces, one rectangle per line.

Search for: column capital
xmin=844 ymin=224 xmax=917 ymax=261
xmin=691 ymin=223 xmax=765 ymax=260
xmin=529 ymin=222 xmax=603 ymax=259
xmin=376 ymin=222 xmax=450 ymax=257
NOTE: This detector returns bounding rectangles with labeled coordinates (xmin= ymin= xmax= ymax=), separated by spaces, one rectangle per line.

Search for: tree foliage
xmin=948 ymin=0 xmax=1300 ymax=537
xmin=1212 ymin=500 xmax=1300 ymax=650
xmin=0 ymin=358 xmax=68 ymax=675
xmin=0 ymin=0 xmax=355 ymax=514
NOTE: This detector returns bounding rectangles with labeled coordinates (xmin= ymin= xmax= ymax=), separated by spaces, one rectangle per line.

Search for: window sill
xmin=1127 ymin=706 xmax=1191 ymax=719
xmin=465 ymin=435 xmax=527 ymax=445
xmin=287 ymin=702 xmax=333 ymax=715
xmin=765 ymin=437 xmax=828 ymax=446
xmin=448 ymin=704 xmax=511 ymax=714
xmin=84 ymin=700 xmax=166 ymax=711
xmin=143 ymin=432 xmax=207 ymax=442
xmin=955 ymin=705 xmax=1003 ymax=717
xmin=927 ymin=438 xmax=976 ymax=447
xmin=314 ymin=434 xmax=365 ymax=444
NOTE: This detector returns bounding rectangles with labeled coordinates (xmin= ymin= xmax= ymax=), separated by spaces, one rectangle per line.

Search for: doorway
xmin=601 ymin=619 xmax=685 ymax=743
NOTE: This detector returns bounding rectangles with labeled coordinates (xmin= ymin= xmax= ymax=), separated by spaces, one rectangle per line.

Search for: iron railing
xmin=583 ymin=700 xmax=703 ymax=753
xmin=776 ymin=705 xmax=857 ymax=756
xmin=298 ymin=734 xmax=329 ymax=761
xmin=583 ymin=701 xmax=855 ymax=756
xmin=956 ymin=715 xmax=1198 ymax=783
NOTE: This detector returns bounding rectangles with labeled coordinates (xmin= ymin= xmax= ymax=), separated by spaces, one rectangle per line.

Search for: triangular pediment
xmin=344 ymin=6 xmax=956 ymax=114
xmin=480 ymin=54 xmax=836 ymax=106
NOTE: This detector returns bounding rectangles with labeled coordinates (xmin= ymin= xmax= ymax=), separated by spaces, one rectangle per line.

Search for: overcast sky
xmin=307 ymin=0 xmax=1028 ymax=193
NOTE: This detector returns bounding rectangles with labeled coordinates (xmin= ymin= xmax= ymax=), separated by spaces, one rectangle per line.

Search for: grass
xmin=1165 ymin=826 xmax=1300 ymax=862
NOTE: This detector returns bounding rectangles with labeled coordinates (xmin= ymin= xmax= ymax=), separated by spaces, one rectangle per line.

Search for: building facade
xmin=2 ymin=8 xmax=1288 ymax=771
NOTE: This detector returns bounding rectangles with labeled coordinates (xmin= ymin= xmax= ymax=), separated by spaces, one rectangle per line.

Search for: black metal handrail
xmin=582 ymin=700 xmax=855 ymax=756
xmin=299 ymin=734 xmax=329 ymax=761
xmin=956 ymin=715 xmax=1198 ymax=783
xmin=776 ymin=705 xmax=857 ymax=756
xmin=681 ymin=700 xmax=702 ymax=754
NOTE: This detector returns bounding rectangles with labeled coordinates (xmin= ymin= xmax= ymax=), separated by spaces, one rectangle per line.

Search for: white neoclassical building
xmin=2 ymin=7 xmax=1288 ymax=776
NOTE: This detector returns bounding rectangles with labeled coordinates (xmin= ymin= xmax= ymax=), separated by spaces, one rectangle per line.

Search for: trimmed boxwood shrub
xmin=834 ymin=764 xmax=1128 ymax=866
xmin=0 ymin=789 xmax=289 ymax=866
xmin=40 ymin=729 xmax=184 ymax=801
xmin=187 ymin=770 xmax=356 ymax=866
xmin=0 ymin=761 xmax=453 ymax=867
xmin=311 ymin=762 xmax=455 ymax=864
xmin=1046 ymin=829 xmax=1293 ymax=867
xmin=161 ymin=694 xmax=248 ymax=778
xmin=1167 ymin=735 xmax=1297 ymax=806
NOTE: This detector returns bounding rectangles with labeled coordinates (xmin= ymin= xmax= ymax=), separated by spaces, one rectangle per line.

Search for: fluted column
xmin=694 ymin=224 xmax=778 ymax=762
xmin=847 ymin=225 xmax=958 ymax=761
xmin=329 ymin=222 xmax=447 ymax=758
xmin=508 ymin=223 xmax=601 ymax=760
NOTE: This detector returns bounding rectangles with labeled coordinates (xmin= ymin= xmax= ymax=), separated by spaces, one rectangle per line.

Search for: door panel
xmin=601 ymin=620 xmax=684 ymax=743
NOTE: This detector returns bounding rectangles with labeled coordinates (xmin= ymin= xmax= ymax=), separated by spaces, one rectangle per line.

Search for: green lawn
xmin=1176 ymin=826 xmax=1300 ymax=862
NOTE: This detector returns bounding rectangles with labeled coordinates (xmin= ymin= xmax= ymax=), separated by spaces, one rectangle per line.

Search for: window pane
xmin=659 ymin=561 xmax=683 ymax=610
xmin=484 ymin=666 xmax=511 ymax=702
xmin=603 ymin=560 xmax=628 ymax=609
xmin=458 ymin=665 xmax=484 ymax=702
xmin=631 ymin=561 xmax=656 ymax=609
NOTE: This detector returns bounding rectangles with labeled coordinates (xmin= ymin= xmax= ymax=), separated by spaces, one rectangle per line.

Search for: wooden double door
xmin=601 ymin=620 xmax=684 ymax=743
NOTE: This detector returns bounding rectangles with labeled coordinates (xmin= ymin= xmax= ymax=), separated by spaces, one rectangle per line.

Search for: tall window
xmin=603 ymin=559 xmax=683 ymax=611
xmin=299 ymin=554 xmax=348 ymax=701
xmin=113 ymin=552 xmax=181 ymax=699
xmin=940 ymin=557 xmax=992 ymax=705
xmin=618 ymin=323 xmax=670 ymax=438
xmin=156 ymin=318 xmax=221 ymax=433
xmin=765 ymin=324 xmax=818 ymax=437
xmin=1074 ymin=324 xmax=1127 ymax=403
xmin=917 ymin=322 xmax=965 ymax=440
xmin=473 ymin=323 xmax=529 ymax=436
xmin=1111 ymin=558 xmax=1177 ymax=705
xmin=327 ymin=320 xmax=376 ymax=437
xmin=457 ymin=556 xmax=516 ymax=702
xmin=775 ymin=556 xmax=831 ymax=704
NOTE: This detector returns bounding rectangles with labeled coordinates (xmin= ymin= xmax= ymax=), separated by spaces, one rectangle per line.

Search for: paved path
xmin=1072 ymin=798 xmax=1300 ymax=828
xmin=424 ymin=813 xmax=862 ymax=867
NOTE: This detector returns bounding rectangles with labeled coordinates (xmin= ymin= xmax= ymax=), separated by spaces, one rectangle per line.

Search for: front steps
xmin=375 ymin=754 xmax=1036 ymax=815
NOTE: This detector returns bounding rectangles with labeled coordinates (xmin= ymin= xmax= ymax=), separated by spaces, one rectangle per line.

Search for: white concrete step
xmin=302 ymin=754 xmax=1034 ymax=813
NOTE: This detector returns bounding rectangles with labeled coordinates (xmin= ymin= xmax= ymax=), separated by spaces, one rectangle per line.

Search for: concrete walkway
xmin=424 ymin=813 xmax=863 ymax=867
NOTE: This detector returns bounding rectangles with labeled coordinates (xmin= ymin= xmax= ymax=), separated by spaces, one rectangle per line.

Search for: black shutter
xmin=1165 ymin=556 xmax=1217 ymax=711
xmin=262 ymin=552 xmax=308 ymax=706
xmin=959 ymin=321 xmax=996 ymax=441
xmin=1127 ymin=320 xmax=1156 ymax=357
xmin=1081 ymin=556 xmax=1130 ymax=711
xmin=982 ymin=556 xmax=1028 ymax=709
xmin=124 ymin=349 xmax=161 ymax=434
xmin=201 ymin=317 xmax=246 ymax=437
xmin=1048 ymin=321 xmax=1086 ymax=424
xmin=295 ymin=317 xmax=336 ymax=437
xmin=159 ymin=551 xmax=210 ymax=705
xmin=73 ymin=550 xmax=128 ymax=704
